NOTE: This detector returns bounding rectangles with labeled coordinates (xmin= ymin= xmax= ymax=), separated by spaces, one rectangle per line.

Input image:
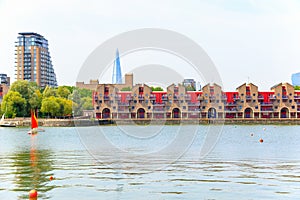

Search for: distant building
xmin=0 ymin=73 xmax=10 ymax=103
xmin=0 ymin=74 xmax=10 ymax=86
xmin=292 ymin=72 xmax=300 ymax=86
xmin=182 ymin=79 xmax=196 ymax=90
xmin=15 ymin=32 xmax=57 ymax=87
xmin=112 ymin=49 xmax=122 ymax=84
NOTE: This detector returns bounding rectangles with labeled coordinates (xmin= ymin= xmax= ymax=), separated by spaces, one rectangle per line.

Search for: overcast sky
xmin=0 ymin=0 xmax=299 ymax=91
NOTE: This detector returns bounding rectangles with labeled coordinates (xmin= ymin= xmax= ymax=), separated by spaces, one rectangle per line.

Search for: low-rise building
xmin=0 ymin=74 xmax=10 ymax=103
xmin=79 ymin=74 xmax=300 ymax=119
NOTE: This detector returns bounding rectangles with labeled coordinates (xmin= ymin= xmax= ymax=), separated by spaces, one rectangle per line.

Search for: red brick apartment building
xmin=77 ymin=74 xmax=300 ymax=120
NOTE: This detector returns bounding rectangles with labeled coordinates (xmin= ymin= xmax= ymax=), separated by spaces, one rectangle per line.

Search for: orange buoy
xmin=259 ymin=138 xmax=264 ymax=143
xmin=50 ymin=176 xmax=54 ymax=181
xmin=29 ymin=189 xmax=38 ymax=198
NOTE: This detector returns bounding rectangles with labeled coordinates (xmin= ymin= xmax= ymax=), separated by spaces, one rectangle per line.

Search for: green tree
xmin=151 ymin=86 xmax=164 ymax=91
xmin=1 ymin=91 xmax=27 ymax=118
xmin=77 ymin=88 xmax=92 ymax=97
xmin=121 ymin=87 xmax=131 ymax=91
xmin=68 ymin=88 xmax=93 ymax=116
xmin=10 ymin=80 xmax=39 ymax=114
xmin=40 ymin=96 xmax=60 ymax=117
xmin=57 ymin=86 xmax=71 ymax=99
xmin=43 ymin=85 xmax=57 ymax=98
xmin=55 ymin=97 xmax=73 ymax=116
xmin=186 ymin=85 xmax=196 ymax=91
xmin=81 ymin=97 xmax=93 ymax=110
xmin=294 ymin=86 xmax=300 ymax=90
xmin=29 ymin=90 xmax=43 ymax=109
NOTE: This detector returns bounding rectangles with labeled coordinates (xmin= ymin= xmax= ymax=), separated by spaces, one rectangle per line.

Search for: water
xmin=1 ymin=125 xmax=300 ymax=199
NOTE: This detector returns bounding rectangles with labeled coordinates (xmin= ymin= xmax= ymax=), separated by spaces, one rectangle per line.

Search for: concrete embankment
xmin=4 ymin=118 xmax=300 ymax=127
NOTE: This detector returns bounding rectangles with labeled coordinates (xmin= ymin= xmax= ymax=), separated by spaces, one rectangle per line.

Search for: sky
xmin=0 ymin=0 xmax=300 ymax=91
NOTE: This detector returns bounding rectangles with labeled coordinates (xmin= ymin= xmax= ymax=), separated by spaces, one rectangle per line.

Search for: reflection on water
xmin=10 ymin=136 xmax=54 ymax=199
xmin=1 ymin=126 xmax=300 ymax=199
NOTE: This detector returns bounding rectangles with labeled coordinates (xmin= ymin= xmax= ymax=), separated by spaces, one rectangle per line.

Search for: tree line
xmin=0 ymin=80 xmax=93 ymax=118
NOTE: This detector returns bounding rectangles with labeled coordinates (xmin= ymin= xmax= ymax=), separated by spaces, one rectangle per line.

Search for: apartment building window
xmin=292 ymin=106 xmax=295 ymax=109
xmin=289 ymin=100 xmax=292 ymax=103
xmin=183 ymin=106 xmax=186 ymax=110
xmin=202 ymin=106 xmax=206 ymax=109
xmin=253 ymin=100 xmax=256 ymax=103
xmin=255 ymin=106 xmax=258 ymax=109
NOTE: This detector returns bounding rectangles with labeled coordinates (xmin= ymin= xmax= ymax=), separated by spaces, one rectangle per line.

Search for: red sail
xmin=31 ymin=110 xmax=38 ymax=129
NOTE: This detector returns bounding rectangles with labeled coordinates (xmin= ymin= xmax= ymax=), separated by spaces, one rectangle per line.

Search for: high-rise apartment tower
xmin=15 ymin=32 xmax=57 ymax=87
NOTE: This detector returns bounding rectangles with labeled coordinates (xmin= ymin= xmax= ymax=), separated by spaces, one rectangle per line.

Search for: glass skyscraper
xmin=292 ymin=72 xmax=300 ymax=86
xmin=112 ymin=49 xmax=122 ymax=84
xmin=15 ymin=32 xmax=57 ymax=87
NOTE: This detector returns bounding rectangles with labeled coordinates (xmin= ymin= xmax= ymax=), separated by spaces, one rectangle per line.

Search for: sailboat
xmin=0 ymin=113 xmax=17 ymax=127
xmin=28 ymin=110 xmax=44 ymax=134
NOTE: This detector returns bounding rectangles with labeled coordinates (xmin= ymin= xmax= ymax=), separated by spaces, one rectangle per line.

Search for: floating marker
xmin=259 ymin=138 xmax=264 ymax=143
xmin=29 ymin=189 xmax=38 ymax=198
xmin=50 ymin=176 xmax=54 ymax=181
xmin=263 ymin=128 xmax=266 ymax=131
xmin=250 ymin=133 xmax=254 ymax=136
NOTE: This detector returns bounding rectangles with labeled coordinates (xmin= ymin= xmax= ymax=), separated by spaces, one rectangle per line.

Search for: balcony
xmin=221 ymin=95 xmax=227 ymax=100
xmin=138 ymin=95 xmax=144 ymax=100
xmin=150 ymin=95 xmax=156 ymax=100
xmin=188 ymin=107 xmax=200 ymax=111
xmin=246 ymin=95 xmax=252 ymax=99
xmin=233 ymin=96 xmax=240 ymax=100
xmin=209 ymin=96 xmax=216 ymax=100
xmin=294 ymin=95 xmax=300 ymax=99
xmin=162 ymin=95 xmax=168 ymax=101
xmin=258 ymin=95 xmax=264 ymax=100
xmin=282 ymin=95 xmax=288 ymax=99
xmin=153 ymin=103 xmax=165 ymax=107
xmin=269 ymin=95 xmax=276 ymax=100
xmin=188 ymin=102 xmax=200 ymax=106
xmin=104 ymin=95 xmax=110 ymax=100
xmin=117 ymin=108 xmax=130 ymax=113
xmin=184 ymin=95 xmax=191 ymax=100
xmin=224 ymin=102 xmax=237 ymax=106
xmin=261 ymin=108 xmax=273 ymax=112
xmin=260 ymin=102 xmax=273 ymax=106
xmin=153 ymin=105 xmax=165 ymax=112
xmin=126 ymin=95 xmax=132 ymax=100
xmin=114 ymin=95 xmax=121 ymax=101
xmin=224 ymin=108 xmax=237 ymax=112
xmin=118 ymin=102 xmax=129 ymax=106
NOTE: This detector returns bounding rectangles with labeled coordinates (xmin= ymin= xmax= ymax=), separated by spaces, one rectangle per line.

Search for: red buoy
xmin=29 ymin=189 xmax=38 ymax=198
xmin=259 ymin=138 xmax=264 ymax=143
xmin=50 ymin=176 xmax=54 ymax=181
